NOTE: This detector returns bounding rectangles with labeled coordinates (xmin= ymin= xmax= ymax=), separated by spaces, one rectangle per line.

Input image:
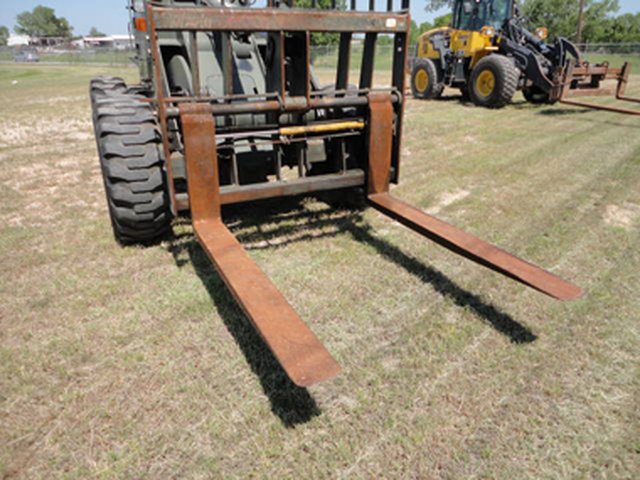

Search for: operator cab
xmin=452 ymin=0 xmax=514 ymax=31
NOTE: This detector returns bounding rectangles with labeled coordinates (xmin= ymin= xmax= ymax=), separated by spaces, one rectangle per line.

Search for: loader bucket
xmin=559 ymin=61 xmax=640 ymax=115
xmin=138 ymin=1 xmax=583 ymax=387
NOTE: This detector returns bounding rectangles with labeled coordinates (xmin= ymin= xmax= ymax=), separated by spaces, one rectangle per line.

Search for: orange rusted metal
xmin=180 ymin=103 xmax=341 ymax=387
xmin=135 ymin=1 xmax=584 ymax=390
xmin=367 ymin=194 xmax=584 ymax=300
xmin=151 ymin=6 xmax=410 ymax=33
xmin=365 ymin=94 xmax=584 ymax=301
xmin=560 ymin=61 xmax=640 ymax=115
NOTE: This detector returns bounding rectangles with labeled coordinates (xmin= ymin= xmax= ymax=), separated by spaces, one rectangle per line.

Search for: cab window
xmin=486 ymin=0 xmax=512 ymax=29
xmin=454 ymin=1 xmax=477 ymax=31
xmin=453 ymin=0 xmax=513 ymax=31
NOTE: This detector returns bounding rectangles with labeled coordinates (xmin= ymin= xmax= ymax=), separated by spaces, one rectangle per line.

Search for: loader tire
xmin=90 ymin=76 xmax=127 ymax=99
xmin=90 ymin=79 xmax=171 ymax=245
xmin=411 ymin=58 xmax=444 ymax=100
xmin=469 ymin=55 xmax=518 ymax=109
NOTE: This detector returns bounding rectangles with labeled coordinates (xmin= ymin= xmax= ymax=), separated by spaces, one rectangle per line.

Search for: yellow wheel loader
xmin=411 ymin=0 xmax=639 ymax=114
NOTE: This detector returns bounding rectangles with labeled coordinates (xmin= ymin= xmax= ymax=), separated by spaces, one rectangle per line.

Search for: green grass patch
xmin=0 ymin=63 xmax=638 ymax=479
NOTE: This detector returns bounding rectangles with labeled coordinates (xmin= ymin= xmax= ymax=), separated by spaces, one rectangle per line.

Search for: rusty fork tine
xmin=366 ymin=93 xmax=584 ymax=301
xmin=559 ymin=98 xmax=640 ymax=115
xmin=367 ymin=193 xmax=585 ymax=300
xmin=180 ymin=104 xmax=341 ymax=387
xmin=560 ymin=62 xmax=640 ymax=115
xmin=194 ymin=219 xmax=342 ymax=386
xmin=617 ymin=96 xmax=640 ymax=104
xmin=616 ymin=62 xmax=640 ymax=104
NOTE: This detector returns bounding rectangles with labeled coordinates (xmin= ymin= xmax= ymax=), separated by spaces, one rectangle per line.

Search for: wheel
xmin=469 ymin=55 xmax=518 ymax=109
xmin=90 ymin=77 xmax=171 ymax=244
xmin=411 ymin=58 xmax=444 ymax=100
xmin=523 ymin=85 xmax=551 ymax=104
xmin=90 ymin=76 xmax=127 ymax=98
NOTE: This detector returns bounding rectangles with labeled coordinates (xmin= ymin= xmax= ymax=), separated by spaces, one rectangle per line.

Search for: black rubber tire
xmin=523 ymin=85 xmax=551 ymax=104
xmin=90 ymin=77 xmax=171 ymax=245
xmin=411 ymin=58 xmax=445 ymax=100
xmin=90 ymin=76 xmax=127 ymax=98
xmin=469 ymin=55 xmax=518 ymax=109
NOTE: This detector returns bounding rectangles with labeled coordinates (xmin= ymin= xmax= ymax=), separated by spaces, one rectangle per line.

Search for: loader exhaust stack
xmin=91 ymin=0 xmax=583 ymax=388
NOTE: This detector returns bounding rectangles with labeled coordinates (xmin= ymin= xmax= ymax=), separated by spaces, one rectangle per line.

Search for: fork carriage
xmin=91 ymin=0 xmax=583 ymax=387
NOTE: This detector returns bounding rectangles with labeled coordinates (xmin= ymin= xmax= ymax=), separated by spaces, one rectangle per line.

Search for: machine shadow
xmin=166 ymin=196 xmax=537 ymax=423
xmin=341 ymin=218 xmax=537 ymax=344
xmin=168 ymin=203 xmax=332 ymax=428
xmin=228 ymin=198 xmax=537 ymax=344
xmin=510 ymin=102 xmax=640 ymax=127
xmin=437 ymin=93 xmax=472 ymax=105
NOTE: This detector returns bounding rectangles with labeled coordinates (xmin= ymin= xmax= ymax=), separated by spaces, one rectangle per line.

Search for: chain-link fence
xmin=312 ymin=42 xmax=640 ymax=70
xmin=0 ymin=46 xmax=135 ymax=66
xmin=576 ymin=43 xmax=640 ymax=55
xmin=2 ymin=42 xmax=639 ymax=69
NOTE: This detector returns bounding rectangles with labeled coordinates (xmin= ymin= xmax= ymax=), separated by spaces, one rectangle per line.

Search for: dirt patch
xmin=426 ymin=188 xmax=471 ymax=215
xmin=0 ymin=118 xmax=92 ymax=148
xmin=603 ymin=203 xmax=640 ymax=229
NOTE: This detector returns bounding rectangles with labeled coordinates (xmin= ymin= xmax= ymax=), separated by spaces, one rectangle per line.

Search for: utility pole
xmin=576 ymin=0 xmax=586 ymax=45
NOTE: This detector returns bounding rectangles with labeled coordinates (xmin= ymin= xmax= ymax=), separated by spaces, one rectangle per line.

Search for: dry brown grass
xmin=1 ymin=64 xmax=639 ymax=479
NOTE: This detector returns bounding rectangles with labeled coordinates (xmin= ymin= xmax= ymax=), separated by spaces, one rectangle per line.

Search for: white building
xmin=112 ymin=35 xmax=134 ymax=50
xmin=8 ymin=34 xmax=30 ymax=46
xmin=82 ymin=35 xmax=133 ymax=50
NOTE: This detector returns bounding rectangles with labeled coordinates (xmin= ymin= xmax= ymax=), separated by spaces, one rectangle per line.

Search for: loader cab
xmin=452 ymin=0 xmax=513 ymax=31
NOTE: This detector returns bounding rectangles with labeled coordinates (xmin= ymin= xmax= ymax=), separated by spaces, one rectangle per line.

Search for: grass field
xmin=1 ymin=63 xmax=639 ymax=479
xmin=0 ymin=50 xmax=133 ymax=65
xmin=311 ymin=47 xmax=640 ymax=73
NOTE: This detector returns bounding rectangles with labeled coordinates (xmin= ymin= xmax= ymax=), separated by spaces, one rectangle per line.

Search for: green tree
xmin=408 ymin=20 xmax=427 ymax=45
xmin=15 ymin=6 xmax=73 ymax=39
xmin=296 ymin=0 xmax=346 ymax=45
xmin=0 ymin=26 xmax=9 ymax=47
xmin=88 ymin=27 xmax=106 ymax=37
xmin=410 ymin=19 xmax=419 ymax=44
xmin=410 ymin=20 xmax=438 ymax=44
xmin=521 ymin=0 xmax=620 ymax=42
xmin=424 ymin=0 xmax=455 ymax=12
xmin=604 ymin=12 xmax=640 ymax=43
xmin=433 ymin=13 xmax=454 ymax=28
xmin=419 ymin=21 xmax=435 ymax=34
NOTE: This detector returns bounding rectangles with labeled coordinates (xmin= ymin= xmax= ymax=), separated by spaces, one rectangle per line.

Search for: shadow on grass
xmin=168 ymin=245 xmax=322 ymax=427
xmin=508 ymin=101 xmax=640 ymax=128
xmin=534 ymin=107 xmax=593 ymax=116
xmin=166 ymin=196 xmax=536 ymax=423
xmin=435 ymin=93 xmax=473 ymax=106
xmin=341 ymin=219 xmax=537 ymax=344
xmin=168 ymin=208 xmax=326 ymax=428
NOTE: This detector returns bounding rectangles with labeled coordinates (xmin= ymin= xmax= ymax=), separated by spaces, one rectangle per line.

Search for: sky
xmin=0 ymin=0 xmax=638 ymax=36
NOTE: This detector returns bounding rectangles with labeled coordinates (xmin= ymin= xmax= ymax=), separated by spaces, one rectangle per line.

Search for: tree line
xmin=419 ymin=0 xmax=640 ymax=44
xmin=0 ymin=6 xmax=105 ymax=46
xmin=1 ymin=1 xmax=638 ymax=48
